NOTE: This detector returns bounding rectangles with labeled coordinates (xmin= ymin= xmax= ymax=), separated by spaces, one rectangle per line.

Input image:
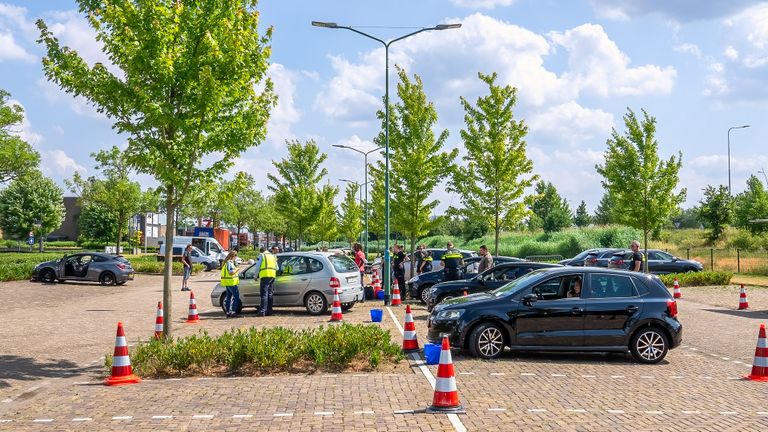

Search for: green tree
xmin=733 ymin=175 xmax=768 ymax=234
xmin=0 ymin=89 xmax=40 ymax=183
xmin=374 ymin=67 xmax=457 ymax=277
xmin=268 ymin=140 xmax=326 ymax=247
xmin=698 ymin=185 xmax=732 ymax=243
xmin=593 ymin=192 xmax=615 ymax=225
xmin=596 ymin=109 xmax=686 ymax=269
xmin=220 ymin=172 xmax=259 ymax=241
xmin=78 ymin=204 xmax=119 ymax=244
xmin=338 ymin=183 xmax=363 ymax=246
xmin=573 ymin=200 xmax=592 ymax=228
xmin=0 ymin=171 xmax=64 ymax=251
xmin=450 ymin=72 xmax=536 ymax=254
xmin=37 ymin=1 xmax=275 ymax=337
xmin=530 ymin=181 xmax=573 ymax=233
xmin=309 ymin=184 xmax=339 ymax=247
xmin=671 ymin=206 xmax=701 ymax=229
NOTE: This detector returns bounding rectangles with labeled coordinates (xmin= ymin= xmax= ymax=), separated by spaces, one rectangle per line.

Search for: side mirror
xmin=672 ymin=257 xmax=679 ymax=262
xmin=522 ymin=293 xmax=538 ymax=306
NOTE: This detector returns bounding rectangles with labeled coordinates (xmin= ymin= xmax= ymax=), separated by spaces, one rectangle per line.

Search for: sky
xmin=1 ymin=0 xmax=768 ymax=216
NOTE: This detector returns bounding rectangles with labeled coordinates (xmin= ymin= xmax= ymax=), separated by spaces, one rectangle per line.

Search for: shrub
xmin=115 ymin=324 xmax=404 ymax=378
xmin=659 ymin=271 xmax=733 ymax=287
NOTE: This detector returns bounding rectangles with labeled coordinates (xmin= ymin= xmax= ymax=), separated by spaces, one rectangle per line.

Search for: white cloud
xmin=527 ymin=102 xmax=614 ymax=145
xmin=724 ymin=4 xmax=768 ymax=68
xmin=724 ymin=46 xmax=740 ymax=60
xmin=527 ymin=147 xmax=606 ymax=209
xmin=0 ymin=31 xmax=33 ymax=62
xmin=40 ymin=149 xmax=87 ymax=181
xmin=37 ymin=78 xmax=107 ymax=120
xmin=265 ymin=63 xmax=302 ymax=148
xmin=450 ymin=0 xmax=517 ymax=9
xmin=674 ymin=42 xmax=702 ymax=58
xmin=590 ymin=0 xmax=760 ymax=22
xmin=0 ymin=3 xmax=36 ymax=38
xmin=4 ymin=99 xmax=43 ymax=144
xmin=681 ymin=153 xmax=768 ymax=203
xmin=46 ymin=10 xmax=114 ymax=72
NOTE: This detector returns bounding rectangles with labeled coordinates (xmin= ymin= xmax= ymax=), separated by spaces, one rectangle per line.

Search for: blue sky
xmin=1 ymin=0 xmax=768 ymax=214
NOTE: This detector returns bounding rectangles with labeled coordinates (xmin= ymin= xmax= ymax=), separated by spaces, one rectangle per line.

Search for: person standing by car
xmin=256 ymin=246 xmax=277 ymax=317
xmin=420 ymin=249 xmax=433 ymax=273
xmin=353 ymin=242 xmax=367 ymax=303
xmin=181 ymin=244 xmax=193 ymax=291
xmin=477 ymin=245 xmax=494 ymax=274
xmin=629 ymin=240 xmax=644 ymax=272
xmin=392 ymin=244 xmax=408 ymax=298
xmin=221 ymin=251 xmax=241 ymax=318
xmin=414 ymin=244 xmax=425 ymax=275
xmin=441 ymin=242 xmax=464 ymax=281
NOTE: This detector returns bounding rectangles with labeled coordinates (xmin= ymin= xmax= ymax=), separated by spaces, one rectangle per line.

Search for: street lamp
xmin=314 ymin=20 xmax=461 ymax=305
xmin=339 ymin=178 xmax=371 ymax=244
xmin=728 ymin=125 xmax=750 ymax=195
xmin=333 ymin=144 xmax=382 ymax=255
xmin=758 ymin=168 xmax=768 ymax=188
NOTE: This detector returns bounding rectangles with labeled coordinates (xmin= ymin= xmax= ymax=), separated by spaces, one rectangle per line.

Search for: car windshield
xmin=572 ymin=250 xmax=592 ymax=260
xmin=328 ymin=254 xmax=358 ymax=273
xmin=491 ymin=270 xmax=549 ymax=296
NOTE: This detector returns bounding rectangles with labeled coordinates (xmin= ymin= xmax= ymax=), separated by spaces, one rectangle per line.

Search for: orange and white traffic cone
xmin=744 ymin=323 xmax=768 ymax=382
xmin=673 ymin=278 xmax=682 ymax=299
xmin=329 ymin=288 xmax=343 ymax=322
xmin=153 ymin=301 xmax=163 ymax=340
xmin=426 ymin=336 xmax=464 ymax=413
xmin=105 ymin=322 xmax=141 ymax=386
xmin=739 ymin=284 xmax=749 ymax=310
xmin=391 ymin=280 xmax=402 ymax=306
xmin=187 ymin=291 xmax=200 ymax=323
xmin=402 ymin=305 xmax=419 ymax=353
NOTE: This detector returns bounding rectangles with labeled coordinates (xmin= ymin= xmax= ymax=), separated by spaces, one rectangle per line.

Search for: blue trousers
xmin=258 ymin=277 xmax=275 ymax=315
xmin=224 ymin=285 xmax=240 ymax=314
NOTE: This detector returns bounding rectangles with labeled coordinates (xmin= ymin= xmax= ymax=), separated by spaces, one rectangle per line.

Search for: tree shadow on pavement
xmin=704 ymin=308 xmax=768 ymax=319
xmin=0 ymin=356 xmax=83 ymax=388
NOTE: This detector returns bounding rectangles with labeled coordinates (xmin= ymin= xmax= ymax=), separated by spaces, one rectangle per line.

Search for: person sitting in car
xmin=568 ymin=278 xmax=582 ymax=298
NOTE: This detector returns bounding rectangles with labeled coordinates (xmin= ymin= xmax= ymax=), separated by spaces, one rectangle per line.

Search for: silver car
xmin=210 ymin=252 xmax=364 ymax=315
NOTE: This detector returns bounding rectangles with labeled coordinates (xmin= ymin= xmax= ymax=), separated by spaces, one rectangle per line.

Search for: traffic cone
xmin=744 ymin=324 xmax=768 ymax=382
xmin=187 ymin=291 xmax=200 ymax=323
xmin=105 ymin=322 xmax=141 ymax=386
xmin=426 ymin=336 xmax=464 ymax=413
xmin=391 ymin=280 xmax=402 ymax=306
xmin=739 ymin=284 xmax=749 ymax=310
xmin=329 ymin=288 xmax=343 ymax=322
xmin=154 ymin=301 xmax=163 ymax=340
xmin=402 ymin=305 xmax=419 ymax=353
xmin=673 ymin=278 xmax=682 ymax=299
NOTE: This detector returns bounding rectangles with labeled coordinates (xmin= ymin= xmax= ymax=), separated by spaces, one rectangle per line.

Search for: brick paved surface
xmin=2 ymin=273 xmax=768 ymax=431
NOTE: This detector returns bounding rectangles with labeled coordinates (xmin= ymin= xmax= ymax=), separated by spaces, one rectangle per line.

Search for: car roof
xmin=494 ymin=262 xmax=562 ymax=268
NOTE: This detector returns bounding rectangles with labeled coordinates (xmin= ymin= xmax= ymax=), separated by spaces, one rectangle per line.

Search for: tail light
xmin=666 ymin=299 xmax=678 ymax=318
xmin=587 ymin=257 xmax=597 ymax=264
xmin=329 ymin=277 xmax=341 ymax=290
xmin=616 ymin=259 xmax=624 ymax=266
xmin=116 ymin=263 xmax=126 ymax=270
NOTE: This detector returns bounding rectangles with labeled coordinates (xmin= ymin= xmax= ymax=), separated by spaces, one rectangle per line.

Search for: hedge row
xmin=110 ymin=325 xmax=404 ymax=377
xmin=659 ymin=271 xmax=733 ymax=287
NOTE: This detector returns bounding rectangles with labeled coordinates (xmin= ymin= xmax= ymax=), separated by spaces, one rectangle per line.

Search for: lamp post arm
xmin=337 ymin=26 xmax=386 ymax=47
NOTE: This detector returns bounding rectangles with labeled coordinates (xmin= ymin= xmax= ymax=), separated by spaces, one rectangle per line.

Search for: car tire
xmin=469 ymin=322 xmax=506 ymax=359
xmin=100 ymin=272 xmax=116 ymax=286
xmin=629 ymin=327 xmax=669 ymax=364
xmin=40 ymin=269 xmax=56 ymax=284
xmin=219 ymin=293 xmax=243 ymax=314
xmin=304 ymin=291 xmax=328 ymax=315
xmin=204 ymin=263 xmax=213 ymax=272
xmin=418 ymin=285 xmax=432 ymax=305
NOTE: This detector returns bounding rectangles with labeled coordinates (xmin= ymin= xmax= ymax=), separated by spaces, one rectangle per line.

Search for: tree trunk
xmin=409 ymin=235 xmax=416 ymax=280
xmin=643 ymin=229 xmax=649 ymax=273
xmin=494 ymin=219 xmax=500 ymax=257
xmin=38 ymin=236 xmax=43 ymax=253
xmin=163 ymin=186 xmax=176 ymax=338
xmin=116 ymin=221 xmax=123 ymax=256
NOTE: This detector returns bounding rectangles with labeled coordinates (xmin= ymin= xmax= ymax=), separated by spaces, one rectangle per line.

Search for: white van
xmin=158 ymin=235 xmax=227 ymax=263
xmin=157 ymin=244 xmax=219 ymax=271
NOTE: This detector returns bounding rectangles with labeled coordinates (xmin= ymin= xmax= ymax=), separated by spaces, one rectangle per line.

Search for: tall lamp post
xmin=314 ymin=20 xmax=461 ymax=305
xmin=340 ymin=178 xmax=370 ymax=244
xmin=728 ymin=125 xmax=750 ymax=195
xmin=759 ymin=168 xmax=768 ymax=188
xmin=333 ymin=144 xmax=382 ymax=255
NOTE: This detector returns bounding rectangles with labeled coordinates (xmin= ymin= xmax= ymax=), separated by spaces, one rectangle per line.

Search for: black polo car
xmin=426 ymin=262 xmax=561 ymax=311
xmin=427 ymin=267 xmax=682 ymax=364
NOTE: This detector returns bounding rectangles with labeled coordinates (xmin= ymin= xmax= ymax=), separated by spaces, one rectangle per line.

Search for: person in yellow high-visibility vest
xmin=221 ymin=250 xmax=241 ymax=318
xmin=256 ymin=246 xmax=277 ymax=317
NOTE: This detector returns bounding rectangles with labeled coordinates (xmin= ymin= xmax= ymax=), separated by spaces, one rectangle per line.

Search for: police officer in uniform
xmin=256 ymin=246 xmax=277 ymax=316
xmin=441 ymin=242 xmax=464 ymax=282
xmin=420 ymin=249 xmax=433 ymax=273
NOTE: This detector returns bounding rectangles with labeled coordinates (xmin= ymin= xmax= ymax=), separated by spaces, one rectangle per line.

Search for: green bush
xmin=115 ymin=324 xmax=404 ymax=378
xmin=659 ymin=271 xmax=733 ymax=287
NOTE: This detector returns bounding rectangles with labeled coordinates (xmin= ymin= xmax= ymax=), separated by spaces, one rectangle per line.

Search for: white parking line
xmin=354 ymin=411 xmax=374 ymax=415
xmin=671 ymin=376 xmax=684 ymax=379
xmin=314 ymin=411 xmax=334 ymax=416
xmin=581 ymin=375 xmax=596 ymax=378
xmin=233 ymin=414 xmax=253 ymax=419
xmin=192 ymin=415 xmax=214 ymax=419
xmin=567 ymin=409 xmax=588 ymax=413
xmin=72 ymin=418 xmax=92 ymax=422
xmin=394 ymin=409 xmax=414 ymax=414
xmin=459 ymin=372 xmax=475 ymax=375
xmin=273 ymin=413 xmax=293 ymax=417
xmin=0 ymin=399 xmax=11 ymax=403
xmin=112 ymin=416 xmax=132 ymax=420
xmin=33 ymin=419 xmax=53 ymax=423
xmin=721 ymin=357 xmax=730 ymax=360
xmin=681 ymin=411 xmax=701 ymax=414
xmin=490 ymin=373 xmax=505 ymax=376
xmin=520 ymin=373 xmax=536 ymax=376
xmin=551 ymin=374 xmax=566 ymax=377
xmin=606 ymin=410 xmax=625 ymax=414
xmin=527 ymin=408 xmax=547 ymax=413
xmin=353 ymin=374 xmax=369 ymax=377
xmin=720 ymin=411 xmax=738 ymax=415
xmin=610 ymin=375 xmax=624 ymax=379
xmin=487 ymin=408 xmax=507 ymax=412
xmin=640 ymin=376 xmax=655 ymax=379
xmin=152 ymin=415 xmax=173 ymax=419
xmin=757 ymin=412 xmax=768 ymax=416
xmin=0 ymin=420 xmax=11 ymax=423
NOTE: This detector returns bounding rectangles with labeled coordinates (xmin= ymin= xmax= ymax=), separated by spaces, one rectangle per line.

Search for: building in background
xmin=48 ymin=197 xmax=81 ymax=241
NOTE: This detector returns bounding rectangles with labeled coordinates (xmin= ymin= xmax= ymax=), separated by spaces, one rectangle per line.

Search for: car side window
xmin=307 ymin=258 xmax=324 ymax=273
xmin=587 ymin=274 xmax=638 ymax=298
xmin=92 ymin=255 xmax=107 ymax=262
xmin=532 ymin=278 xmax=565 ymax=300
xmin=502 ymin=268 xmax=521 ymax=280
xmin=241 ymin=264 xmax=258 ymax=279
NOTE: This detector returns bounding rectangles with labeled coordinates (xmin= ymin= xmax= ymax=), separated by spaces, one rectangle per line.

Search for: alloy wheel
xmin=478 ymin=327 xmax=504 ymax=358
xmin=307 ymin=294 xmax=324 ymax=313
xmin=635 ymin=330 xmax=666 ymax=362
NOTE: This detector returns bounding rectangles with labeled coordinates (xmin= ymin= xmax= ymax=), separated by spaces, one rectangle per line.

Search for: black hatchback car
xmin=426 ymin=262 xmax=561 ymax=311
xmin=608 ymin=249 xmax=703 ymax=274
xmin=407 ymin=255 xmax=523 ymax=304
xmin=427 ymin=267 xmax=682 ymax=364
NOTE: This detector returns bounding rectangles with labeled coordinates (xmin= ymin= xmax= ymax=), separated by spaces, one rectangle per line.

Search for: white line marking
xmin=112 ymin=416 xmax=132 ymax=420
xmin=671 ymin=376 xmax=684 ymax=379
xmin=720 ymin=411 xmax=738 ymax=415
xmin=152 ymin=415 xmax=173 ymax=419
xmin=197 ymin=377 xmax=212 ymax=380
xmin=227 ymin=377 xmax=240 ymax=380
xmin=0 ymin=420 xmax=11 ymax=423
xmin=727 ymin=377 xmax=741 ymax=380
xmin=386 ymin=306 xmax=466 ymax=432
xmin=610 ymin=375 xmax=624 ymax=379
xmin=700 ymin=376 xmax=713 ymax=379
xmin=606 ymin=410 xmax=625 ymax=414
xmin=757 ymin=412 xmax=768 ymax=416
xmin=354 ymin=411 xmax=374 ymax=415
xmin=644 ymin=411 xmax=664 ymax=415
xmin=641 ymin=376 xmax=655 ymax=379
xmin=73 ymin=381 xmax=91 ymax=385
xmin=233 ymin=414 xmax=253 ymax=419
xmin=314 ymin=411 xmax=334 ymax=416
xmin=33 ymin=419 xmax=54 ymax=423
xmin=551 ymin=374 xmax=566 ymax=377
xmin=567 ymin=409 xmax=587 ymax=413
xmin=394 ymin=409 xmax=414 ymax=414
xmin=273 ymin=413 xmax=293 ymax=417
xmin=528 ymin=408 xmax=547 ymax=413
xmin=521 ymin=373 xmax=536 ymax=376
xmin=353 ymin=374 xmax=369 ymax=377
xmin=721 ymin=357 xmax=730 ymax=360
xmin=458 ymin=372 xmax=475 ymax=375
xmin=581 ymin=374 xmax=596 ymax=378
xmin=321 ymin=375 xmax=337 ymax=378
xmin=690 ymin=348 xmax=699 ymax=351
xmin=192 ymin=415 xmax=214 ymax=419
xmin=733 ymin=361 xmax=744 ymax=364
xmin=488 ymin=408 xmax=507 ymax=412
xmin=258 ymin=376 xmax=274 ymax=379
xmin=490 ymin=372 xmax=505 ymax=376
xmin=1 ymin=399 xmax=11 ymax=403
xmin=72 ymin=418 xmax=92 ymax=422
xmin=681 ymin=411 xmax=701 ymax=414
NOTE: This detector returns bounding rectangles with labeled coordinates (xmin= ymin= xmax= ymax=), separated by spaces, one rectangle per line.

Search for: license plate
xmin=346 ymin=276 xmax=358 ymax=284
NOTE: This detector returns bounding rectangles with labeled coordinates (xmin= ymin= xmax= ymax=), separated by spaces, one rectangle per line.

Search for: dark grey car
xmin=608 ymin=249 xmax=703 ymax=274
xmin=32 ymin=253 xmax=135 ymax=285
xmin=583 ymin=248 xmax=623 ymax=268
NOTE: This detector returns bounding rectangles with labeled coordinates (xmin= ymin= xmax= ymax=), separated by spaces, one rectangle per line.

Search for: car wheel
xmin=630 ymin=327 xmax=669 ymax=364
xmin=40 ymin=269 xmax=56 ymax=284
xmin=418 ymin=285 xmax=432 ymax=305
xmin=304 ymin=291 xmax=328 ymax=315
xmin=469 ymin=322 xmax=506 ymax=359
xmin=219 ymin=293 xmax=243 ymax=314
xmin=204 ymin=263 xmax=213 ymax=272
xmin=99 ymin=272 xmax=116 ymax=286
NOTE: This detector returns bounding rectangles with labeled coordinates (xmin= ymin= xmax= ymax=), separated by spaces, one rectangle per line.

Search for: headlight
xmin=436 ymin=309 xmax=464 ymax=320
xmin=407 ymin=276 xmax=419 ymax=283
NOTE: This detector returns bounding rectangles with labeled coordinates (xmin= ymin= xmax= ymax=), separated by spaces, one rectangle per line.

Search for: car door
xmin=478 ymin=266 xmax=519 ymax=292
xmin=275 ymin=256 xmax=312 ymax=305
xmin=511 ymin=274 xmax=585 ymax=346
xmin=648 ymin=250 xmax=675 ymax=274
xmin=582 ymin=273 xmax=643 ymax=346
xmin=237 ymin=264 xmax=261 ymax=307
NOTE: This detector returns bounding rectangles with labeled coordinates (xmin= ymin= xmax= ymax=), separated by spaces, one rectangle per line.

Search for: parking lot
xmin=1 ymin=273 xmax=767 ymax=431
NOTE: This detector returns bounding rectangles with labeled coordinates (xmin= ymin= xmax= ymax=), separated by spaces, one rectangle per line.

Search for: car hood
xmin=435 ymin=291 xmax=495 ymax=310
xmin=36 ymin=259 xmax=59 ymax=268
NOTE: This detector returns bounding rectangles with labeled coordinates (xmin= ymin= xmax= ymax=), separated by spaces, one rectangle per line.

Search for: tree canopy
xmin=0 ymin=89 xmax=40 ymax=184
xmin=0 ymin=171 xmax=64 ymax=250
